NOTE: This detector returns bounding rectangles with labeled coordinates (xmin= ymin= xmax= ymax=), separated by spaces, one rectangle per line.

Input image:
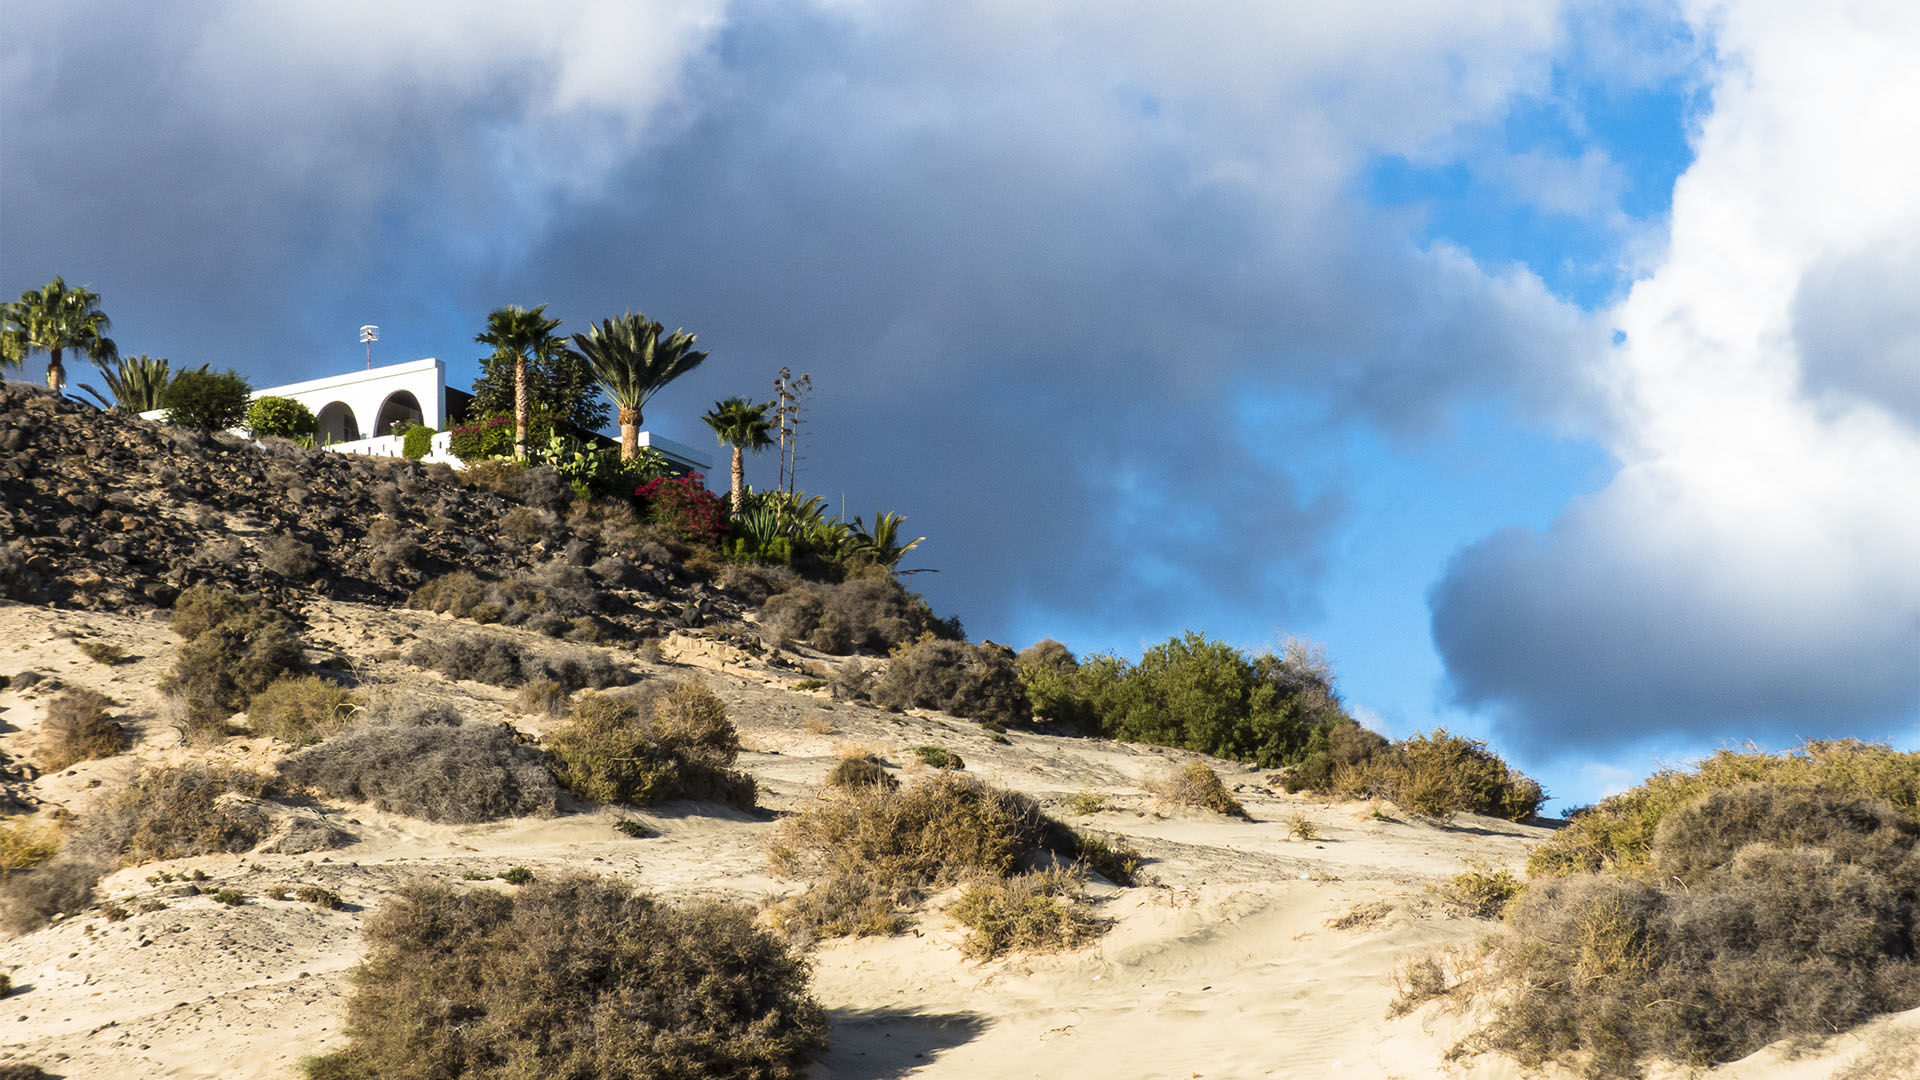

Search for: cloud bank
xmin=1431 ymin=0 xmax=1920 ymax=758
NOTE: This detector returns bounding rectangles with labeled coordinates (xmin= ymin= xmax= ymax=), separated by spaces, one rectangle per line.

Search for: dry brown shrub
xmin=0 ymin=859 xmax=102 ymax=936
xmin=89 ymin=765 xmax=272 ymax=866
xmin=1474 ymin=784 xmax=1920 ymax=1079
xmin=306 ymin=875 xmax=826 ymax=1080
xmin=512 ymin=677 xmax=569 ymax=718
xmin=1147 ymin=761 xmax=1249 ymax=819
xmin=279 ymin=715 xmax=559 ymax=824
xmin=37 ymin=688 xmax=128 ymax=771
xmin=0 ymin=817 xmax=59 ymax=872
xmin=869 ymin=639 xmax=1029 ymax=730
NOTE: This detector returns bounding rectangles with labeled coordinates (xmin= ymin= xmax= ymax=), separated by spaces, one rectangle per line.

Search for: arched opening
xmin=317 ymin=401 xmax=360 ymax=444
xmin=374 ymin=390 xmax=423 ymax=436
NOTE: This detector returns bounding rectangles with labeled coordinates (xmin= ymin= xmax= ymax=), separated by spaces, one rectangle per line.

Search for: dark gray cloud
xmin=1795 ymin=239 xmax=1920 ymax=428
xmin=2 ymin=0 xmax=1603 ymax=646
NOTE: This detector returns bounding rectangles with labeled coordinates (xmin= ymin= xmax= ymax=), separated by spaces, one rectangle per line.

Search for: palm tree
xmin=79 ymin=354 xmax=195 ymax=413
xmin=572 ymin=312 xmax=709 ymax=461
xmin=852 ymin=510 xmax=925 ymax=569
xmin=702 ymin=397 xmax=776 ymax=512
xmin=475 ymin=304 xmax=570 ymax=460
xmin=1 ymin=277 xmax=119 ymax=391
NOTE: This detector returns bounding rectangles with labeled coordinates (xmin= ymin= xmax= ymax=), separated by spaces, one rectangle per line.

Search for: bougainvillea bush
xmin=637 ymin=473 xmax=728 ymax=546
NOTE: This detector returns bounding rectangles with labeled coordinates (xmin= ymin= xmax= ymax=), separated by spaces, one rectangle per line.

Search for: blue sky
xmin=5 ymin=1 xmax=1917 ymax=809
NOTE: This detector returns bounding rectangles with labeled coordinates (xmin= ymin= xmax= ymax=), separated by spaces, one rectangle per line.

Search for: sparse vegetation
xmin=545 ymin=682 xmax=755 ymax=810
xmin=36 ymin=687 xmax=128 ymax=771
xmin=0 ymin=817 xmax=59 ymax=871
xmin=770 ymin=772 xmax=1116 ymax=955
xmin=279 ymin=712 xmax=559 ymax=823
xmin=1147 ymin=761 xmax=1249 ymax=819
xmin=1441 ymin=859 xmax=1520 ymax=919
xmin=949 ymin=868 xmax=1105 ymax=959
xmin=501 ymin=865 xmax=533 ymax=885
xmin=825 ymin=752 xmax=898 ymax=792
xmin=246 ymin=675 xmax=359 ymax=745
xmin=1066 ymin=789 xmax=1107 ymax=815
xmin=407 ymin=630 xmax=628 ymax=691
xmin=76 ymin=639 xmax=126 ymax=665
xmin=1067 ymin=829 xmax=1143 ymax=886
xmin=0 ymin=859 xmax=101 ymax=935
xmin=907 ymin=745 xmax=964 ymax=771
xmin=305 ymin=875 xmax=826 ymax=1080
xmin=1286 ymin=812 xmax=1320 ymax=841
xmin=212 ymin=888 xmax=247 ymax=906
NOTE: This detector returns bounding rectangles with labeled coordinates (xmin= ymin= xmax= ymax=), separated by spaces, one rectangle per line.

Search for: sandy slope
xmin=2 ymin=600 xmax=1916 ymax=1080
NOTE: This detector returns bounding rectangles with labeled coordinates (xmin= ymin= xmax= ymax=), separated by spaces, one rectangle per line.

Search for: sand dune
xmin=3 ymin=600 xmax=1916 ymax=1079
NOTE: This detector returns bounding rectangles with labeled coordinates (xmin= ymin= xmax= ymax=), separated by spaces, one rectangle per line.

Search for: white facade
xmin=141 ymin=356 xmax=711 ymax=472
xmin=257 ymin=356 xmax=446 ymax=443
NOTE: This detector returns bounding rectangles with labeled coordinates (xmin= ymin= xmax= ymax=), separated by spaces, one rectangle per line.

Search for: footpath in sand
xmin=3 ymin=601 xmax=1917 ymax=1079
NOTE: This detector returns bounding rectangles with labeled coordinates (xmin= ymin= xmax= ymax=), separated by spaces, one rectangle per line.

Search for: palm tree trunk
xmin=45 ymin=346 xmax=63 ymax=391
xmin=619 ymin=406 xmax=641 ymax=462
xmin=731 ymin=447 xmax=745 ymax=512
xmin=514 ymin=353 xmax=528 ymax=460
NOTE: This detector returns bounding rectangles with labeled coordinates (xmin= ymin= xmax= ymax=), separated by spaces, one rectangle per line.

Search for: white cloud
xmin=1431 ymin=0 xmax=1920 ymax=757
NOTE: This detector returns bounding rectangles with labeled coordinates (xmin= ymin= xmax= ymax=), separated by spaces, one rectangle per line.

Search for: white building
xmin=143 ymin=357 xmax=711 ymax=473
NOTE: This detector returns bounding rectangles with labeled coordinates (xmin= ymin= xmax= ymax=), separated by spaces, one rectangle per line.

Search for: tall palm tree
xmin=572 ymin=312 xmax=709 ymax=461
xmin=79 ymin=354 xmax=195 ymax=413
xmin=475 ymin=304 xmax=569 ymax=460
xmin=702 ymin=397 xmax=776 ymax=512
xmin=1 ymin=277 xmax=119 ymax=391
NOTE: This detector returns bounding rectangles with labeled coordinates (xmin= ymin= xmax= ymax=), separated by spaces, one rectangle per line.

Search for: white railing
xmin=323 ymin=430 xmax=461 ymax=467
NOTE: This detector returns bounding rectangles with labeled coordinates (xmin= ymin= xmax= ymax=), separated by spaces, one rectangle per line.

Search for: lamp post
xmin=360 ymin=324 xmax=379 ymax=369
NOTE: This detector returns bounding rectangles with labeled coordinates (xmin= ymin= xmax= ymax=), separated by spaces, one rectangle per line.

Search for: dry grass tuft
xmin=36 ymin=688 xmax=128 ymax=771
xmin=1148 ymin=761 xmax=1249 ymax=819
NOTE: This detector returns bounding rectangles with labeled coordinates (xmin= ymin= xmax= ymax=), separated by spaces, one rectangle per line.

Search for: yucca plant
xmin=78 ymin=354 xmax=198 ymax=413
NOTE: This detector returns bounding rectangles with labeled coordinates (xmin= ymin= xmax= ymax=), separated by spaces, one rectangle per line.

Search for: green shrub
xmin=400 ymin=423 xmax=434 ymax=460
xmin=247 ymin=675 xmax=358 ymax=745
xmin=1066 ymin=789 xmax=1106 ymax=815
xmin=1284 ymin=719 xmax=1389 ymax=793
xmin=162 ymin=368 xmax=253 ymax=430
xmin=36 ymin=688 xmax=128 ymax=771
xmin=1147 ymin=761 xmax=1249 ymax=819
xmin=908 ymin=745 xmax=964 ymax=771
xmin=1530 ymin=740 xmax=1920 ymax=878
xmin=161 ymin=587 xmax=307 ymax=727
xmin=278 ymin=714 xmax=559 ymax=823
xmin=246 ymin=395 xmax=318 ymax=439
xmin=1032 ymin=632 xmax=1355 ymax=769
xmin=1473 ymin=783 xmax=1920 ymax=1078
xmin=545 ymin=683 xmax=754 ymax=810
xmin=1334 ymin=729 xmax=1543 ymax=822
xmin=212 ymin=888 xmax=247 ymax=906
xmin=501 ymin=865 xmax=533 ymax=885
xmin=949 ymin=868 xmax=1105 ymax=959
xmin=871 ymin=639 xmax=1030 ymax=729
xmin=306 ymin=875 xmax=827 ymax=1080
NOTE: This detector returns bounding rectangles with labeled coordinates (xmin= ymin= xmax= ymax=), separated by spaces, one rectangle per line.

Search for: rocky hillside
xmin=0 ymin=381 xmax=737 ymax=636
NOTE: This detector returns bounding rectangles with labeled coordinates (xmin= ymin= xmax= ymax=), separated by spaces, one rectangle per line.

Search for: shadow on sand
xmin=809 ymin=1007 xmax=990 ymax=1080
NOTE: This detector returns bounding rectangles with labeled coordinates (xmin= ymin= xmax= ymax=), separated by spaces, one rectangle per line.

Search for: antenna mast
xmin=360 ymin=324 xmax=379 ymax=369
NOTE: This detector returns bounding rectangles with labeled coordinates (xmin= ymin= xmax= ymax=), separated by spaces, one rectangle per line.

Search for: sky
xmin=4 ymin=0 xmax=1917 ymax=810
